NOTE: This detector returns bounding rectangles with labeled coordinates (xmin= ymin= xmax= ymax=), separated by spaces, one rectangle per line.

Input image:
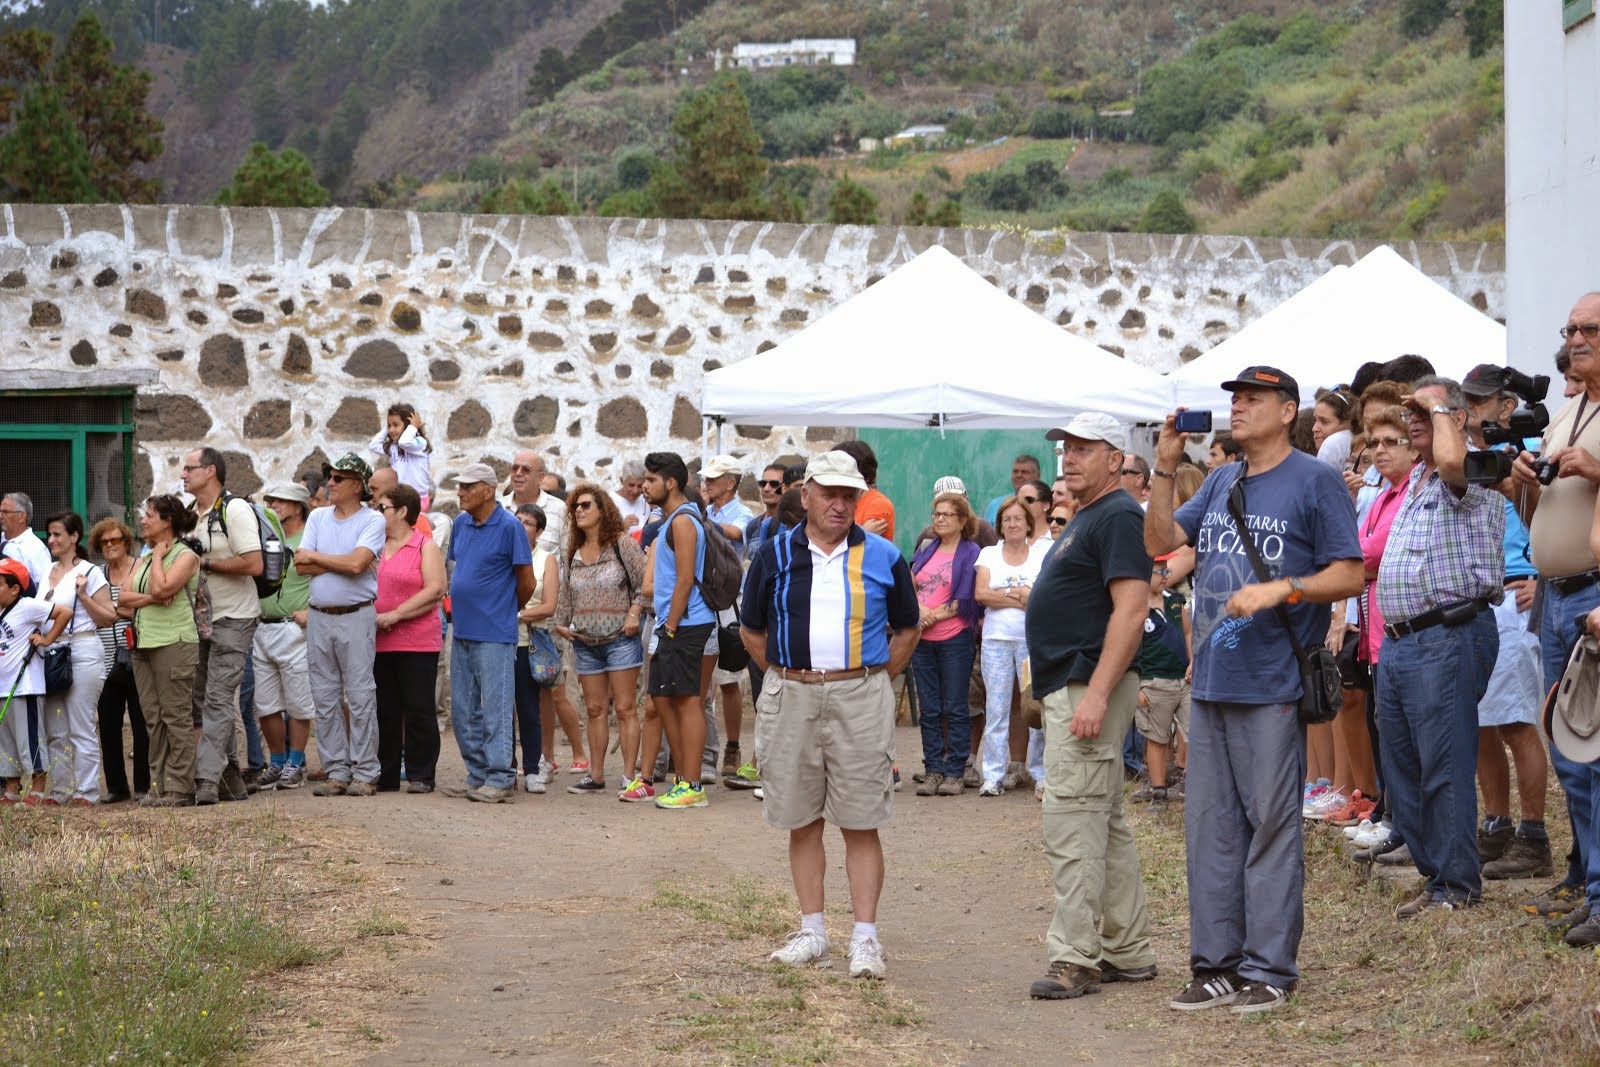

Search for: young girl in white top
xmin=369 ymin=403 xmax=435 ymax=509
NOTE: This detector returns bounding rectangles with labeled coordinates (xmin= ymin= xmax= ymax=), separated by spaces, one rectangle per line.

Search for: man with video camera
xmin=1459 ymin=366 xmax=1551 ymax=881
xmin=1512 ymin=291 xmax=1600 ymax=934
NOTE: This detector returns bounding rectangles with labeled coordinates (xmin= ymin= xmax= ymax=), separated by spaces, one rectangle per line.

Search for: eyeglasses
xmin=1560 ymin=323 xmax=1600 ymax=340
xmin=758 ymin=480 xmax=783 ymax=489
xmin=0 ymin=508 xmax=21 ymax=517
xmin=1062 ymin=443 xmax=1108 ymax=457
xmin=932 ymin=511 xmax=958 ymax=520
xmin=573 ymin=500 xmax=596 ymax=512
xmin=1047 ymin=516 xmax=1069 ymax=527
xmin=511 ymin=464 xmax=536 ymax=473
xmin=100 ymin=536 xmax=125 ymax=545
xmin=1019 ymin=495 xmax=1039 ymax=505
xmin=181 ymin=463 xmax=210 ymax=473
xmin=1370 ymin=435 xmax=1408 ymax=449
xmin=374 ymin=503 xmax=398 ymax=513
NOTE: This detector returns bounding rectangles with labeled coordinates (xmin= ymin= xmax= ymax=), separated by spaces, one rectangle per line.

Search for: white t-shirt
xmin=1 ymin=528 xmax=52 ymax=589
xmin=40 ymin=560 xmax=108 ymax=638
xmin=195 ymin=496 xmax=263 ymax=620
xmin=0 ymin=596 xmax=52 ymax=695
xmin=611 ymin=490 xmax=650 ymax=530
xmin=502 ymin=491 xmax=567 ymax=555
xmin=302 ymin=506 xmax=386 ymax=607
xmin=976 ymin=540 xmax=1050 ymax=642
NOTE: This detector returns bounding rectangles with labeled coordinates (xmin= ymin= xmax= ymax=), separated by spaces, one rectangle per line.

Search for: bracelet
xmin=1153 ymin=468 xmax=1175 ymax=479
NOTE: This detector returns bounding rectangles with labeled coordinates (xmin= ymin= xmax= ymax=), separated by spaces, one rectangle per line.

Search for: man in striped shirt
xmin=740 ymin=450 xmax=920 ymax=981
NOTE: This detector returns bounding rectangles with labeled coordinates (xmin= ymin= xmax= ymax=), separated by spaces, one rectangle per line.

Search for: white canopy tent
xmin=1171 ymin=245 xmax=1507 ymax=414
xmin=700 ymin=245 xmax=1170 ymax=430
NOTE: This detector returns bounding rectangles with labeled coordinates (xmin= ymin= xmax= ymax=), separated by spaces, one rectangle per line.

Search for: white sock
xmin=852 ymin=921 xmax=878 ymax=943
xmin=801 ymin=912 xmax=826 ymax=937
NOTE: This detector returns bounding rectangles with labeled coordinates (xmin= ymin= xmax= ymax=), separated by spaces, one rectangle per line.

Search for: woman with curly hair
xmin=553 ymin=483 xmax=648 ymax=795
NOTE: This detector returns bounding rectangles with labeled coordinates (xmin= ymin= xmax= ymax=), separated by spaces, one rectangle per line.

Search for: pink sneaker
xmin=618 ymin=776 xmax=655 ymax=803
xmin=568 ymin=759 xmax=591 ymax=775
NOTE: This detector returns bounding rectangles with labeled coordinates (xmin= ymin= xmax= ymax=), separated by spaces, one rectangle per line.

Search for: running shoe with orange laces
xmin=1325 ymin=790 xmax=1376 ymax=827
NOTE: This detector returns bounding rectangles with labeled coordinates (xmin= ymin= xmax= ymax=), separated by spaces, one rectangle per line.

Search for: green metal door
xmin=859 ymin=428 xmax=1056 ymax=558
xmin=0 ymin=391 xmax=136 ymax=532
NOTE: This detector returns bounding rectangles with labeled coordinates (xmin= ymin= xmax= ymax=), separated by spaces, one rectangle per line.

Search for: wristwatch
xmin=1285 ymin=577 xmax=1305 ymax=605
xmin=1430 ymin=405 xmax=1452 ymax=417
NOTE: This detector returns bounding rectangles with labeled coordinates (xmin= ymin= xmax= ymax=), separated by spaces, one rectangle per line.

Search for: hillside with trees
xmin=0 ymin=0 xmax=1505 ymax=241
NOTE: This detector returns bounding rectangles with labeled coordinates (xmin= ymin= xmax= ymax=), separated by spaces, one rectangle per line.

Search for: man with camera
xmin=1146 ymin=366 xmax=1362 ymax=1014
xmin=1459 ymin=366 xmax=1554 ymax=880
xmin=1514 ymin=291 xmax=1600 ymax=931
xmin=1378 ymin=378 xmax=1506 ymax=920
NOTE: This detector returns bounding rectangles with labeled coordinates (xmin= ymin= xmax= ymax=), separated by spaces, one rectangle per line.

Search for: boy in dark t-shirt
xmin=1136 ymin=556 xmax=1190 ymax=812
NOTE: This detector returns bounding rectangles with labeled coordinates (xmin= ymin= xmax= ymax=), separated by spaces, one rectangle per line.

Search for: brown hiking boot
xmin=220 ymin=765 xmax=250 ymax=802
xmin=1483 ymin=834 xmax=1554 ymax=880
xmin=1477 ymin=824 xmax=1513 ymax=864
xmin=721 ymin=747 xmax=740 ymax=780
xmin=1029 ymin=961 xmax=1101 ymax=1000
xmin=312 ymin=780 xmax=348 ymax=797
xmin=345 ymin=780 xmax=378 ymax=797
xmin=936 ymin=776 xmax=966 ymax=796
xmin=915 ymin=772 xmax=944 ymax=797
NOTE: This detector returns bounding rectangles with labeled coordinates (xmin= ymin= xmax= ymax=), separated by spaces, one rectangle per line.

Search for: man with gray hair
xmin=1377 ymin=376 xmax=1505 ymax=919
xmin=611 ymin=462 xmax=650 ymax=531
xmin=0 ymin=493 xmax=50 ymax=591
xmin=503 ymin=450 xmax=565 ymax=554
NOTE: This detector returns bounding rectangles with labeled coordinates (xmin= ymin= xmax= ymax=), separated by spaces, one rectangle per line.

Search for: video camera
xmin=1464 ymin=367 xmax=1551 ymax=486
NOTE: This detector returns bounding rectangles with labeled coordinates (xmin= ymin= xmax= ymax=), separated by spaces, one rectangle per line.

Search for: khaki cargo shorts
xmin=754 ymin=669 xmax=896 ymax=831
xmin=1135 ymin=676 xmax=1190 ymax=745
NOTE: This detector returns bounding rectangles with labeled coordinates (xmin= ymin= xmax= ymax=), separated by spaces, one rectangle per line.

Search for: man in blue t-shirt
xmin=443 ymin=463 xmax=533 ymax=804
xmin=1146 ymin=366 xmax=1363 ymax=1015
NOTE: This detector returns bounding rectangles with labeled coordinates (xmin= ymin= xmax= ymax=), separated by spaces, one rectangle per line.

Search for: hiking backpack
xmin=665 ymin=504 xmax=743 ymax=612
xmin=211 ymin=492 xmax=288 ymax=599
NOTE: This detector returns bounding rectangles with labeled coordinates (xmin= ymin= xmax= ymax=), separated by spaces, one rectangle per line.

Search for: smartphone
xmin=1174 ymin=410 xmax=1213 ymax=433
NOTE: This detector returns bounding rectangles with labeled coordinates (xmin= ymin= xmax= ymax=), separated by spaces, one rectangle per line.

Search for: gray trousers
xmin=1185 ymin=699 xmax=1306 ymax=988
xmin=194 ymin=617 xmax=258 ymax=783
xmin=306 ymin=605 xmax=380 ymax=784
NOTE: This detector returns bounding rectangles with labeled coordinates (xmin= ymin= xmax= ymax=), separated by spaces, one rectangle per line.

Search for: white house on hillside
xmin=728 ymin=38 xmax=856 ymax=69
xmin=1505 ymin=4 xmax=1600 ymax=374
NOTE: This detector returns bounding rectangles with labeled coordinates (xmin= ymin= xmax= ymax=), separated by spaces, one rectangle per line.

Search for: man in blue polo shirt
xmin=443 ymin=463 xmax=534 ymax=804
xmin=740 ymin=450 xmax=921 ymax=981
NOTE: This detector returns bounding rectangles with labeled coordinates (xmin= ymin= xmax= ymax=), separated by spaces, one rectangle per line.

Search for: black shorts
xmin=649 ymin=622 xmax=715 ymax=697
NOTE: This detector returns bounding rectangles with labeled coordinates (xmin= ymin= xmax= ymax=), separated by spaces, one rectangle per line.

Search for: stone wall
xmin=0 ymin=204 xmax=1505 ymax=503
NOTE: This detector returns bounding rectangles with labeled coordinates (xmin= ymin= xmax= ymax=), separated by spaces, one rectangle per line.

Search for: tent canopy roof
xmin=701 ymin=245 xmax=1168 ymax=428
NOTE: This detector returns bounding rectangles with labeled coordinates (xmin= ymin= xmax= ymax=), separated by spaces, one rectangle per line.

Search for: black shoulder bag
xmin=1225 ymin=473 xmax=1342 ymax=725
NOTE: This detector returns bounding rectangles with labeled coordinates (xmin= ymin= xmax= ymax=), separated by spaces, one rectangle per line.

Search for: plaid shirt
xmin=1376 ymin=464 xmax=1505 ymax=623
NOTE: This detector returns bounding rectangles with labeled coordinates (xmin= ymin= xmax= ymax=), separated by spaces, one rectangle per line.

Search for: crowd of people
xmin=3 ymin=303 xmax=1600 ymax=1002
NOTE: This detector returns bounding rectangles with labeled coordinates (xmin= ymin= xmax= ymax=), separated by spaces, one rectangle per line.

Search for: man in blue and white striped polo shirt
xmin=740 ymin=450 xmax=920 ymax=981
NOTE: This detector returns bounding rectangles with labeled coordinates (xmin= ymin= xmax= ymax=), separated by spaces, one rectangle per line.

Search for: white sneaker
xmin=847 ymin=936 xmax=887 ymax=979
xmin=538 ymin=757 xmax=557 ymax=781
xmin=1353 ymin=822 xmax=1394 ymax=849
xmin=770 ymin=928 xmax=829 ymax=967
xmin=1344 ymin=818 xmax=1373 ymax=840
xmin=1305 ymin=788 xmax=1347 ymax=820
xmin=524 ymin=774 xmax=547 ymax=794
xmin=753 ymin=787 xmax=765 ymax=800
xmin=978 ymin=781 xmax=1002 ymax=797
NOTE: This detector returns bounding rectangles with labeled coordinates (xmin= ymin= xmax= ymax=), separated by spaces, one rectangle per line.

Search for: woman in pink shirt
xmin=910 ymin=492 xmax=982 ymax=796
xmin=373 ymin=483 xmax=446 ymax=792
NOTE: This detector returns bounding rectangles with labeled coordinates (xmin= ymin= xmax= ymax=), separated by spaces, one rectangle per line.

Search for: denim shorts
xmin=571 ymin=632 xmax=644 ymax=676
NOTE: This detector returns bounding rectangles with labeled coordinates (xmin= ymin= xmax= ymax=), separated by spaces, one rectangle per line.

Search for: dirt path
xmin=259 ymin=724 xmax=1179 ymax=1066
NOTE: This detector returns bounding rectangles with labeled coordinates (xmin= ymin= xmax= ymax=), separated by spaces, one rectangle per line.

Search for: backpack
xmin=664 ymin=504 xmax=742 ymax=612
xmin=211 ymin=492 xmax=288 ymax=599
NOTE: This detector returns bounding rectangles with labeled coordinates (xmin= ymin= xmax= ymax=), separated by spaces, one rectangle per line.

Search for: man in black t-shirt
xmin=1024 ymin=412 xmax=1155 ymax=1001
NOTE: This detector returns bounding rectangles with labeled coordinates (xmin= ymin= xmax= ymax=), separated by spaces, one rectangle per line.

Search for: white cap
xmin=702 ymin=454 xmax=744 ymax=480
xmin=1045 ymin=412 xmax=1126 ymax=451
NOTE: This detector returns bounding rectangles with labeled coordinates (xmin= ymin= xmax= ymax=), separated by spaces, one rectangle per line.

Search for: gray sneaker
xmin=257 ymin=764 xmax=283 ymax=791
xmin=467 ymin=784 xmax=515 ymax=804
xmin=277 ymin=764 xmax=305 ymax=790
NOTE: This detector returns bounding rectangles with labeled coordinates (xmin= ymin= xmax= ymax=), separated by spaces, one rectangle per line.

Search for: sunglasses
xmin=101 ymin=536 xmax=126 ymax=545
xmin=573 ymin=500 xmax=596 ymax=512
xmin=1370 ymin=436 xmax=1408 ymax=449
xmin=328 ymin=472 xmax=359 ymax=484
xmin=1019 ymin=495 xmax=1039 ymax=505
xmin=1560 ymin=323 xmax=1600 ymax=340
xmin=1047 ymin=516 xmax=1069 ymax=527
xmin=758 ymin=480 xmax=783 ymax=489
xmin=1120 ymin=469 xmax=1140 ymax=477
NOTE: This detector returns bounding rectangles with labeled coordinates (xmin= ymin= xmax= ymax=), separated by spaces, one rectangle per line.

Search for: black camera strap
xmin=1565 ymin=394 xmax=1600 ymax=449
xmin=1225 ymin=466 xmax=1314 ymax=673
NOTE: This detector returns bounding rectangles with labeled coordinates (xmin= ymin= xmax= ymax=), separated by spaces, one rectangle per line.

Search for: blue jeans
xmin=450 ymin=638 xmax=516 ymax=791
xmin=1376 ymin=610 xmax=1497 ymax=903
xmin=240 ymin=655 xmax=264 ymax=772
xmin=912 ymin=629 xmax=976 ymax=778
xmin=1540 ymin=579 xmax=1600 ymax=889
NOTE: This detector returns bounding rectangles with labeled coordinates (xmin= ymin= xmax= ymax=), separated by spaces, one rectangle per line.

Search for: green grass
xmin=0 ymin=811 xmax=336 ymax=1063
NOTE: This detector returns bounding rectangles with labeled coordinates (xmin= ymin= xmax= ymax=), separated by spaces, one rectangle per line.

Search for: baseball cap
xmin=0 ymin=558 xmax=29 ymax=587
xmin=454 ymin=462 xmax=499 ymax=487
xmin=1462 ymin=364 xmax=1506 ymax=399
xmin=322 ymin=452 xmax=374 ymax=487
xmin=1220 ymin=365 xmax=1301 ymax=405
xmin=932 ymin=475 xmax=967 ymax=497
xmin=1553 ymin=637 xmax=1600 ymax=763
xmin=702 ymin=454 xmax=744 ymax=480
xmin=262 ymin=482 xmax=311 ymax=508
xmin=1045 ymin=412 xmax=1127 ymax=451
xmin=805 ymin=451 xmax=868 ymax=490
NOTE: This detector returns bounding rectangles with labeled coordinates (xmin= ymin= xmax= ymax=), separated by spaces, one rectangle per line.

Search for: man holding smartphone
xmin=1145 ymin=366 xmax=1362 ymax=1015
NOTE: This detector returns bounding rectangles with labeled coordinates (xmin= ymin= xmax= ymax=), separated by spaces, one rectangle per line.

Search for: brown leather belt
xmin=775 ymin=665 xmax=886 ymax=685
xmin=310 ymin=600 xmax=374 ymax=616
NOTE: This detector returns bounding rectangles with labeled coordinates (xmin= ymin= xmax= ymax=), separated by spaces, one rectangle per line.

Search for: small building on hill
xmin=727 ymin=38 xmax=856 ymax=69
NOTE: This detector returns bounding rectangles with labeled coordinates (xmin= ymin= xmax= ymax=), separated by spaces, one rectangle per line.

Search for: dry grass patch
xmin=533 ymin=876 xmax=958 ymax=1066
xmin=0 ymin=806 xmax=421 ymax=1064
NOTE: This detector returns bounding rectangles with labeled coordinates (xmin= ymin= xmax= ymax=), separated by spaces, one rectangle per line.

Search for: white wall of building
xmin=1506 ymin=3 xmax=1600 ymax=374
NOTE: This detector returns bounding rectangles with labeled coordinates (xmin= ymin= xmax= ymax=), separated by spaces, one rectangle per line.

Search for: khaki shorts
xmin=1135 ymin=677 xmax=1190 ymax=745
xmin=754 ymin=670 xmax=896 ymax=831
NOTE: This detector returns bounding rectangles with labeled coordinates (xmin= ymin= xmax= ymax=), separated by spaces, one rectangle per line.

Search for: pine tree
xmin=827 ymin=175 xmax=879 ymax=225
xmin=52 ymin=14 xmax=163 ymax=201
xmin=215 ymin=143 xmax=329 ymax=207
xmin=0 ymin=81 xmax=98 ymax=202
xmin=655 ymin=75 xmax=770 ymax=220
